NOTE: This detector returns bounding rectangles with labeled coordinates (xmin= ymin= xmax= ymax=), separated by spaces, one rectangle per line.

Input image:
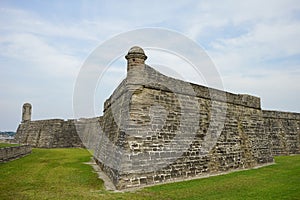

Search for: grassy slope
xmin=0 ymin=143 xmax=20 ymax=148
xmin=0 ymin=148 xmax=299 ymax=200
xmin=0 ymin=148 xmax=104 ymax=199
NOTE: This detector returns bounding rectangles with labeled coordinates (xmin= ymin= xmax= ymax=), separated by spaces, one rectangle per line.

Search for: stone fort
xmin=15 ymin=46 xmax=300 ymax=190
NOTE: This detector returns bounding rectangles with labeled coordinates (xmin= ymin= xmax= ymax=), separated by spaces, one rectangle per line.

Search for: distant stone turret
xmin=125 ymin=46 xmax=147 ymax=71
xmin=22 ymin=103 xmax=32 ymax=123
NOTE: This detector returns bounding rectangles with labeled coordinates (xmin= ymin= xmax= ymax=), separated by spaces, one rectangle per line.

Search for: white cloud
xmin=0 ymin=33 xmax=81 ymax=78
xmin=221 ymin=68 xmax=300 ymax=111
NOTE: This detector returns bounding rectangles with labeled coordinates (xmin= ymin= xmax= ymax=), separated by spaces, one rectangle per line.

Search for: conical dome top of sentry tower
xmin=125 ymin=46 xmax=147 ymax=71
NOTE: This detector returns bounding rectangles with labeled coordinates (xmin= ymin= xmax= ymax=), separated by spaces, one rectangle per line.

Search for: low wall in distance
xmin=263 ymin=110 xmax=300 ymax=155
xmin=15 ymin=119 xmax=83 ymax=148
xmin=0 ymin=145 xmax=32 ymax=162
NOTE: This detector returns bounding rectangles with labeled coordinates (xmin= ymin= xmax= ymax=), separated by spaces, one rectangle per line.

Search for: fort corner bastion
xmin=15 ymin=46 xmax=300 ymax=190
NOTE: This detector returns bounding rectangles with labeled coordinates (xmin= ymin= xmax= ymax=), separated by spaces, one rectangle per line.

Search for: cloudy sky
xmin=1 ymin=0 xmax=299 ymax=131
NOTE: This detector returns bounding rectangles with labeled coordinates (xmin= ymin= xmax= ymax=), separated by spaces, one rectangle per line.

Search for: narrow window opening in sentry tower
xmin=133 ymin=59 xmax=135 ymax=62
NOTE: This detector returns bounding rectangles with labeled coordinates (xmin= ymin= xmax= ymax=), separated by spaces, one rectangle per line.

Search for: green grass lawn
xmin=0 ymin=148 xmax=299 ymax=200
xmin=0 ymin=143 xmax=20 ymax=148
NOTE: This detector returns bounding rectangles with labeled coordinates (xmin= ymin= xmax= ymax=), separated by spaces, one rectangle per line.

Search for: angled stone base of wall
xmin=93 ymin=65 xmax=275 ymax=190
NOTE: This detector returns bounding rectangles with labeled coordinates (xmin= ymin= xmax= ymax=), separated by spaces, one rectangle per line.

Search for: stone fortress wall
xmin=263 ymin=110 xmax=300 ymax=155
xmin=15 ymin=119 xmax=83 ymax=148
xmin=14 ymin=46 xmax=300 ymax=190
xmin=93 ymin=47 xmax=299 ymax=189
xmin=15 ymin=101 xmax=105 ymax=148
xmin=0 ymin=145 xmax=32 ymax=163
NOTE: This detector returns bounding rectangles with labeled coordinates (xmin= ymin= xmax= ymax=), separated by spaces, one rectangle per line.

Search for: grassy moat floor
xmin=0 ymin=148 xmax=299 ymax=200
